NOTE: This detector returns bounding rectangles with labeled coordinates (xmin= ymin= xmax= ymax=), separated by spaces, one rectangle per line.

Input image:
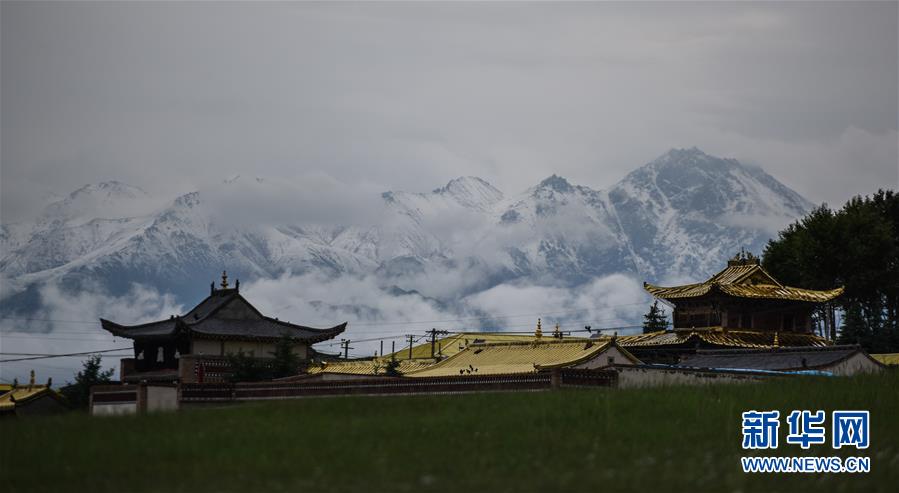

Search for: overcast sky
xmin=2 ymin=1 xmax=897 ymax=221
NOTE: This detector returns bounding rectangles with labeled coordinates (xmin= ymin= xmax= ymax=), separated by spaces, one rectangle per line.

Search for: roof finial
xmin=220 ymin=270 xmax=229 ymax=289
xmin=29 ymin=369 xmax=35 ymax=387
xmin=553 ymin=322 xmax=561 ymax=338
xmin=535 ymin=318 xmax=543 ymax=338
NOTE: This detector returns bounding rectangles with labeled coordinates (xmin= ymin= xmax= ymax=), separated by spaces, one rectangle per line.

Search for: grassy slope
xmin=2 ymin=372 xmax=897 ymax=493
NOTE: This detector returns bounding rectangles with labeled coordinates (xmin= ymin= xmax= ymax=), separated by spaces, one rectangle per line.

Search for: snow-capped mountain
xmin=607 ymin=147 xmax=813 ymax=281
xmin=0 ymin=148 xmax=814 ymax=315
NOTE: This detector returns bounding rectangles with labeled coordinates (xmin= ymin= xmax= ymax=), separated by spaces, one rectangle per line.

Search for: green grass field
xmin=3 ymin=372 xmax=897 ymax=493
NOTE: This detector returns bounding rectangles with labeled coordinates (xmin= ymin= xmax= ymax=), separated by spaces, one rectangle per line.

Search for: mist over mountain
xmin=0 ymin=148 xmax=813 ymax=334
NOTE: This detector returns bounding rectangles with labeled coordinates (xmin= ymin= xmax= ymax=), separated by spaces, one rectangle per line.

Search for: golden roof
xmin=0 ymin=384 xmax=60 ymax=411
xmin=871 ymin=353 xmax=899 ymax=366
xmin=644 ymin=258 xmax=843 ymax=303
xmin=404 ymin=339 xmax=636 ymax=378
xmin=383 ymin=332 xmax=583 ymax=361
xmin=306 ymin=359 xmax=437 ymax=376
xmin=617 ymin=328 xmax=829 ymax=349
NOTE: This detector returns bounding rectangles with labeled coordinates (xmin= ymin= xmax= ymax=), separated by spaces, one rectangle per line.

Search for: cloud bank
xmin=2 ymin=2 xmax=896 ymax=221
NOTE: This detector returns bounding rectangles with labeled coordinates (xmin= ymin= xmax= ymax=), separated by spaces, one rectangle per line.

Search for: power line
xmin=0 ymin=352 xmax=132 ymax=357
xmin=0 ymin=328 xmax=107 ymax=334
xmin=329 ymin=303 xmax=649 ymax=327
xmin=0 ymin=347 xmax=132 ymax=363
xmin=0 ymin=318 xmax=99 ymax=324
xmin=322 ymin=333 xmax=408 ymax=346
xmin=0 ymin=335 xmax=118 ymax=342
xmin=0 ymin=301 xmax=651 ymax=329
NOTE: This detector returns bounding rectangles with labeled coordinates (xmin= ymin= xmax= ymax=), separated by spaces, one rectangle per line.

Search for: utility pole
xmin=406 ymin=334 xmax=416 ymax=360
xmin=380 ymin=340 xmax=384 ymax=358
xmin=428 ymin=328 xmax=449 ymax=358
xmin=340 ymin=339 xmax=353 ymax=359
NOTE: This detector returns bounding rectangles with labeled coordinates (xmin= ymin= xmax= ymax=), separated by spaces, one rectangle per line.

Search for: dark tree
xmin=382 ymin=358 xmax=402 ymax=377
xmin=61 ymin=354 xmax=115 ymax=409
xmin=269 ymin=333 xmax=301 ymax=379
xmin=763 ymin=189 xmax=899 ymax=351
xmin=228 ymin=334 xmax=301 ymax=382
xmin=836 ymin=303 xmax=869 ymax=346
xmin=643 ymin=300 xmax=669 ymax=334
xmin=227 ymin=351 xmax=270 ymax=382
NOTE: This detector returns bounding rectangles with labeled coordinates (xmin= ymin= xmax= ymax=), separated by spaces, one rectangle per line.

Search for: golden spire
xmin=535 ymin=318 xmax=543 ymax=338
xmin=29 ymin=369 xmax=35 ymax=388
xmin=553 ymin=322 xmax=561 ymax=338
xmin=220 ymin=270 xmax=229 ymax=289
xmin=773 ymin=331 xmax=780 ymax=348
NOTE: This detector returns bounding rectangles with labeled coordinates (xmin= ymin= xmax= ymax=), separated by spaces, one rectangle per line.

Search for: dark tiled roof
xmin=677 ymin=346 xmax=866 ymax=371
xmin=101 ymin=289 xmax=345 ymax=343
xmin=190 ymin=318 xmax=346 ymax=343
xmin=182 ymin=289 xmax=256 ymax=322
xmin=100 ymin=319 xmax=179 ymax=339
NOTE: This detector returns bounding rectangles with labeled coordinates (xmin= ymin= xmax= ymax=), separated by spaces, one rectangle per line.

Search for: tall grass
xmin=2 ymin=372 xmax=897 ymax=492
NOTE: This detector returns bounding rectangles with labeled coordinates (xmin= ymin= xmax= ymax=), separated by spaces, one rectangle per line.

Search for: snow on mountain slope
xmin=607 ymin=147 xmax=813 ymax=281
xmin=39 ymin=181 xmax=151 ymax=222
xmin=376 ymin=176 xmax=506 ymax=274
xmin=0 ymin=182 xmax=160 ymax=277
xmin=491 ymin=175 xmax=634 ymax=283
xmin=0 ymin=149 xmax=814 ymax=315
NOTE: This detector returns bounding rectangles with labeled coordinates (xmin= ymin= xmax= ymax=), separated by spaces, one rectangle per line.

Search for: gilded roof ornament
xmin=220 ymin=270 xmax=229 ymax=289
xmin=535 ymin=318 xmax=543 ymax=338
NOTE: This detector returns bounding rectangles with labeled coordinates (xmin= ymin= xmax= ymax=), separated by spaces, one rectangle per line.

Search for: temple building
xmin=100 ymin=272 xmax=346 ymax=383
xmin=644 ymin=251 xmax=843 ymax=333
xmin=632 ymin=251 xmax=844 ymax=362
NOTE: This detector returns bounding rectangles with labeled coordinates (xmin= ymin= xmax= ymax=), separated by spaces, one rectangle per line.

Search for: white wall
xmin=146 ymin=386 xmax=179 ymax=412
xmin=192 ymin=339 xmax=222 ymax=356
xmin=572 ymin=346 xmax=639 ymax=370
xmin=827 ymin=353 xmax=884 ymax=376
xmin=615 ymin=366 xmax=765 ymax=389
xmin=92 ymin=402 xmax=137 ymax=416
xmin=191 ymin=339 xmax=308 ymax=359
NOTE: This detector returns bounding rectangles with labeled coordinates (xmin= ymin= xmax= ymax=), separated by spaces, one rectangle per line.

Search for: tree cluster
xmin=762 ymin=189 xmax=899 ymax=352
xmin=227 ymin=333 xmax=302 ymax=382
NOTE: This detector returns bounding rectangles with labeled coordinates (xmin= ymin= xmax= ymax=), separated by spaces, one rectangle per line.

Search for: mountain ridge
xmin=0 ymin=148 xmax=814 ymax=317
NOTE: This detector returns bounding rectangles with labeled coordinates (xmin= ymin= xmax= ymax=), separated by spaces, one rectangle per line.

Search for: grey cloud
xmin=2 ymin=1 xmax=896 ymax=222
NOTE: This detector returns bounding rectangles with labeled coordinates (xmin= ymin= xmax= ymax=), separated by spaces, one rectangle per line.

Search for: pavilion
xmin=100 ymin=272 xmax=346 ymax=382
